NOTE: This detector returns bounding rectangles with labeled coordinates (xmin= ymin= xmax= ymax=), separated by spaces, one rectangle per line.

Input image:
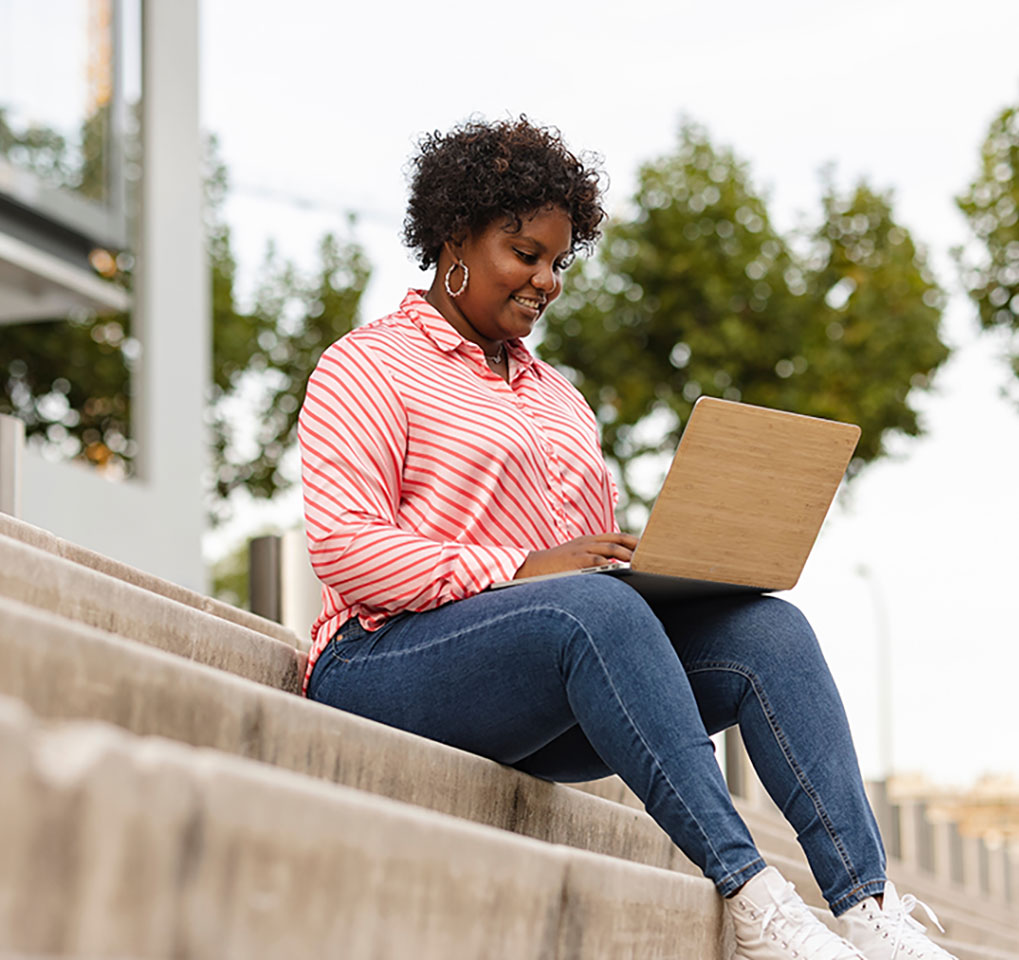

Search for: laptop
xmin=490 ymin=396 xmax=860 ymax=602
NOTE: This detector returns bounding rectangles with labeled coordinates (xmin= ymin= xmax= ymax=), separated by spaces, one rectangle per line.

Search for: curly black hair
xmin=402 ymin=116 xmax=606 ymax=270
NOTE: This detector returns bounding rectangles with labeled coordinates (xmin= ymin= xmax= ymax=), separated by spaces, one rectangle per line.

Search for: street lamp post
xmin=857 ymin=563 xmax=894 ymax=779
xmin=857 ymin=563 xmax=897 ymax=852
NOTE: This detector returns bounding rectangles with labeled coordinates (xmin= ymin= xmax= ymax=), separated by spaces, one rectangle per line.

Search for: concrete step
xmin=2 ymin=694 xmax=1014 ymax=960
xmin=2 ymin=520 xmax=1014 ymax=953
xmin=0 ymin=512 xmax=305 ymax=649
xmin=0 ymin=695 xmax=732 ymax=960
xmin=3 ymin=593 xmax=1016 ymax=956
xmin=0 ymin=594 xmax=695 ymax=875
xmin=0 ymin=531 xmax=305 ymax=693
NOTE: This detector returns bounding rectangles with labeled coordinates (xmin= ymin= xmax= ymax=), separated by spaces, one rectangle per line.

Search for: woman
xmin=298 ymin=117 xmax=954 ymax=960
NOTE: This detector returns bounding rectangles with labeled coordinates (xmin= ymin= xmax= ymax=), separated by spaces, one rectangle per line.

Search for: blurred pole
xmin=724 ymin=727 xmax=746 ymax=799
xmin=0 ymin=414 xmax=24 ymax=518
xmin=249 ymin=535 xmax=282 ymax=623
xmin=857 ymin=564 xmax=893 ymax=778
xmin=280 ymin=527 xmax=321 ymax=644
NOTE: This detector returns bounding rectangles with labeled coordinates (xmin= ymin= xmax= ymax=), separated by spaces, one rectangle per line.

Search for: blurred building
xmin=884 ymin=772 xmax=1019 ymax=902
xmin=890 ymin=773 xmax=1019 ymax=844
xmin=0 ymin=0 xmax=207 ymax=590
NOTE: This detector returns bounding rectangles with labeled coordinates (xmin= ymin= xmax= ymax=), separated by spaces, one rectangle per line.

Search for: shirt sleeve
xmin=298 ymin=336 xmax=530 ymax=615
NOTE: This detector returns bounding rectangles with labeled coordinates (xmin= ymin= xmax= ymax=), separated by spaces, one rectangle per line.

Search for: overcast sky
xmin=201 ymin=0 xmax=1019 ymax=788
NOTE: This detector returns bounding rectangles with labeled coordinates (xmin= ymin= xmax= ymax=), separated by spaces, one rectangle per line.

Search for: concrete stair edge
xmin=0 ymin=593 xmax=693 ymax=872
xmin=0 ymin=512 xmax=306 ymax=650
xmin=0 ymin=534 xmax=306 ymax=693
xmin=3 ymin=593 xmax=1016 ymax=953
xmin=0 ymin=694 xmax=732 ymax=960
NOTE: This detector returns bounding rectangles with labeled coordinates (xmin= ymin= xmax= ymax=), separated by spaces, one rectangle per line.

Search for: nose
xmin=532 ymin=260 xmax=557 ymax=294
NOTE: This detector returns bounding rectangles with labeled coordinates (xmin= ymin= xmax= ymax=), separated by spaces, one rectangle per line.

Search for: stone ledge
xmin=0 ymin=513 xmax=305 ymax=650
xmin=0 ymin=695 xmax=730 ymax=960
xmin=0 ymin=535 xmax=305 ymax=693
xmin=0 ymin=595 xmax=694 ymax=875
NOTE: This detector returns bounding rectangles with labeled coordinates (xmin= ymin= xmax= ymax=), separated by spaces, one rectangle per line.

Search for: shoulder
xmin=301 ymin=313 xmax=414 ymax=435
xmin=312 ymin=310 xmax=422 ymax=384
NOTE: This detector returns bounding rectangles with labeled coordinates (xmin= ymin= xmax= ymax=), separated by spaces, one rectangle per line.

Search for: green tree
xmin=540 ymin=124 xmax=950 ymax=521
xmin=957 ymin=103 xmax=1019 ymax=395
xmin=0 ymin=106 xmax=80 ymax=190
xmin=203 ymin=147 xmax=370 ymax=521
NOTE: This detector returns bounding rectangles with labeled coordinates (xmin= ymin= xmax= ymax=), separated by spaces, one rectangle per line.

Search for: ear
xmin=444 ymin=235 xmax=467 ymax=263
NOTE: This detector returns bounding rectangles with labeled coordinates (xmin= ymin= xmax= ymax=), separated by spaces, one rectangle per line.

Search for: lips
xmin=511 ymin=294 xmax=545 ymax=315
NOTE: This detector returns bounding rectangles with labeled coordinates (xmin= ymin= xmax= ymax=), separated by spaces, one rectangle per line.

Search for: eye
xmin=513 ymin=248 xmax=538 ymax=265
xmin=555 ymin=253 xmax=575 ymax=272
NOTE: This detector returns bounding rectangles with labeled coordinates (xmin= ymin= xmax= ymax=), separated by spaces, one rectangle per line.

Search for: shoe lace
xmin=757 ymin=880 xmax=860 ymax=959
xmin=880 ymin=893 xmax=949 ymax=958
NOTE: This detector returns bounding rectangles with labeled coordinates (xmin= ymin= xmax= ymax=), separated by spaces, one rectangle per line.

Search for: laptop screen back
xmin=631 ymin=397 xmax=861 ymax=591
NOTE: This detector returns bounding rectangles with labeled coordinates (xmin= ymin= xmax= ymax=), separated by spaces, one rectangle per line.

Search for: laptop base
xmin=489 ymin=565 xmax=767 ymax=603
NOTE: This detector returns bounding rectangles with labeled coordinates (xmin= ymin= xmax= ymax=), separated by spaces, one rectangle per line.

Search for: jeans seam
xmin=829 ymin=878 xmax=886 ymax=916
xmin=686 ymin=659 xmax=862 ymax=892
xmin=547 ymin=607 xmax=740 ymax=881
xmin=717 ymin=857 xmax=768 ymax=897
xmin=336 ymin=607 xmax=554 ymax=661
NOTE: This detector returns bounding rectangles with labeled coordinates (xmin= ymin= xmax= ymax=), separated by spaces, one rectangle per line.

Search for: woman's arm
xmin=299 ymin=336 xmax=529 ymax=614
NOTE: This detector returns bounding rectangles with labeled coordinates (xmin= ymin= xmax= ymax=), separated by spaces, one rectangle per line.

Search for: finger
xmin=587 ymin=542 xmax=635 ymax=562
xmin=590 ymin=532 xmax=639 ymax=550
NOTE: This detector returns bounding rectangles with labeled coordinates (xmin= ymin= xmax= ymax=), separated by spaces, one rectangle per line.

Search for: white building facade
xmin=0 ymin=0 xmax=208 ymax=591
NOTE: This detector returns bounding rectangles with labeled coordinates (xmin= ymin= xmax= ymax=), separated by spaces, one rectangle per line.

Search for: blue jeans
xmin=307 ymin=575 xmax=886 ymax=914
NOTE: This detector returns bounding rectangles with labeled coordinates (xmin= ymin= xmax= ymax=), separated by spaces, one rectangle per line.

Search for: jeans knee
xmin=576 ymin=574 xmax=658 ymax=621
xmin=752 ymin=596 xmax=828 ymax=675
xmin=536 ymin=575 xmax=663 ymax=648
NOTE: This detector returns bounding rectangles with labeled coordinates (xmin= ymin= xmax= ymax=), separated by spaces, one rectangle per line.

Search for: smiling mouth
xmin=511 ymin=294 xmax=544 ymax=314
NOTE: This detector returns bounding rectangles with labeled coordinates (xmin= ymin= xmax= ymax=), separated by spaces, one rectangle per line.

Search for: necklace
xmin=484 ymin=343 xmax=506 ymax=366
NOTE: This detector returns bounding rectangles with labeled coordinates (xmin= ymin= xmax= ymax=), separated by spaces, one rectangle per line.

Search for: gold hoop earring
xmin=444 ymin=259 xmax=469 ymax=298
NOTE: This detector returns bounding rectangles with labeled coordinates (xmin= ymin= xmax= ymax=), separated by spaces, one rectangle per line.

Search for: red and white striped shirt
xmin=298 ymin=289 xmax=619 ymax=693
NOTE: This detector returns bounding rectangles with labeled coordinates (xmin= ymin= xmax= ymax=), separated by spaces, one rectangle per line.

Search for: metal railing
xmin=725 ymin=730 xmax=1017 ymax=906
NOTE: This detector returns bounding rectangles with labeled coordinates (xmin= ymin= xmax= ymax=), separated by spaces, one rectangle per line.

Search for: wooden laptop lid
xmin=631 ymin=397 xmax=861 ymax=590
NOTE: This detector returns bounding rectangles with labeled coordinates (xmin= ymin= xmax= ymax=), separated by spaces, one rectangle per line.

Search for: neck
xmin=424 ymin=274 xmax=503 ymax=357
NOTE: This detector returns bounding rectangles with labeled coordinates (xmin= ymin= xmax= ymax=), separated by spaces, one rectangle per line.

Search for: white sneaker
xmin=838 ymin=881 xmax=959 ymax=959
xmin=727 ymin=866 xmax=868 ymax=960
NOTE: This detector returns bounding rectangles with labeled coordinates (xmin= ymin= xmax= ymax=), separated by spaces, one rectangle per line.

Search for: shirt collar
xmin=400 ymin=289 xmax=536 ymax=370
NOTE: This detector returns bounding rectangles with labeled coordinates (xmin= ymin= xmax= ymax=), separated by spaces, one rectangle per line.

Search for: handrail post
xmin=0 ymin=414 xmax=24 ymax=518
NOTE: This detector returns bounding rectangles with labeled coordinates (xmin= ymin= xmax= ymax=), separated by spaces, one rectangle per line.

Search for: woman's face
xmin=453 ymin=205 xmax=573 ymax=343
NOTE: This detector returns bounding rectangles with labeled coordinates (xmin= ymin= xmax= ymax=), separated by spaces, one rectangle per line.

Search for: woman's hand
xmin=513 ymin=533 xmax=639 ymax=580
